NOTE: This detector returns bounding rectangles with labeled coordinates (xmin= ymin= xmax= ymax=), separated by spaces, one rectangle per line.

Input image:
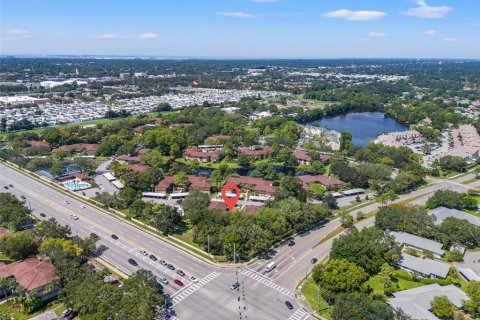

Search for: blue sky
xmin=1 ymin=0 xmax=479 ymax=58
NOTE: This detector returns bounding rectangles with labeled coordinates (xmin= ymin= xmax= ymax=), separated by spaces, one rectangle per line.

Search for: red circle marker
xmin=221 ymin=183 xmax=241 ymax=211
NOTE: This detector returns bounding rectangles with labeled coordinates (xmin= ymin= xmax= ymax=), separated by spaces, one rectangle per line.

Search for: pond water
xmin=315 ymin=112 xmax=407 ymax=147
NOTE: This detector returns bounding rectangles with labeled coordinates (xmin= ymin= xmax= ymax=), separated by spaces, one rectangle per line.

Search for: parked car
xmin=111 ymin=234 xmax=118 ymax=240
xmin=159 ymin=277 xmax=169 ymax=285
xmin=128 ymin=258 xmax=138 ymax=266
xmin=174 ymin=279 xmax=184 ymax=287
xmin=310 ymin=258 xmax=318 ymax=264
xmin=285 ymin=301 xmax=293 ymax=310
xmin=167 ymin=264 xmax=175 ymax=271
xmin=159 ymin=259 xmax=167 ymax=266
xmin=149 ymin=254 xmax=157 ymax=261
xmin=70 ymin=214 xmax=79 ymax=220
xmin=39 ymin=213 xmax=46 ymax=218
xmin=189 ymin=276 xmax=198 ymax=283
xmin=176 ymin=270 xmax=185 ymax=276
xmin=230 ymin=282 xmax=240 ymax=290
xmin=60 ymin=308 xmax=78 ymax=320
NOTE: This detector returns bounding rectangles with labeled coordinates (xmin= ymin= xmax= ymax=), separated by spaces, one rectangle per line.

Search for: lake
xmin=315 ymin=112 xmax=407 ymax=147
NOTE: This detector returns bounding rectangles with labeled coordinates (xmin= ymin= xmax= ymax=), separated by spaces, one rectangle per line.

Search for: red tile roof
xmin=118 ymin=155 xmax=141 ymax=162
xmin=226 ymin=176 xmax=277 ymax=194
xmin=27 ymin=140 xmax=51 ymax=149
xmin=236 ymin=147 xmax=271 ymax=157
xmin=127 ymin=164 xmax=150 ymax=172
xmin=298 ymin=175 xmax=344 ymax=189
xmin=244 ymin=205 xmax=259 ymax=215
xmin=0 ymin=257 xmax=56 ymax=292
xmin=155 ymin=176 xmax=175 ymax=191
xmin=183 ymin=148 xmax=221 ymax=160
xmin=293 ymin=149 xmax=311 ymax=162
xmin=56 ymin=172 xmax=89 ymax=181
xmin=52 ymin=143 xmax=98 ymax=154
xmin=209 ymin=201 xmax=227 ymax=212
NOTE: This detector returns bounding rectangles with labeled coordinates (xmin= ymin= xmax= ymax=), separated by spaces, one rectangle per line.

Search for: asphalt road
xmin=0 ymin=163 xmax=307 ymax=320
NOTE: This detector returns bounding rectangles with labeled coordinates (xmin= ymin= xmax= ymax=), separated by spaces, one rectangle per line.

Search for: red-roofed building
xmin=52 ymin=143 xmax=98 ymax=156
xmin=138 ymin=148 xmax=150 ymax=155
xmin=27 ymin=140 xmax=51 ymax=149
xmin=236 ymin=147 xmax=271 ymax=160
xmin=117 ymin=155 xmax=141 ymax=163
xmin=183 ymin=148 xmax=221 ymax=163
xmin=55 ymin=172 xmax=89 ymax=182
xmin=0 ymin=257 xmax=59 ymax=301
xmin=225 ymin=176 xmax=276 ymax=196
xmin=292 ymin=149 xmax=332 ymax=165
xmin=127 ymin=164 xmax=151 ymax=172
xmin=209 ymin=201 xmax=227 ymax=212
xmin=244 ymin=205 xmax=259 ymax=215
xmin=298 ymin=175 xmax=344 ymax=190
xmin=155 ymin=175 xmax=210 ymax=193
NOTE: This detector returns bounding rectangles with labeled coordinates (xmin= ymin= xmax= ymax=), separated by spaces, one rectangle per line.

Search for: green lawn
xmin=0 ymin=299 xmax=62 ymax=320
xmin=366 ymin=270 xmax=424 ymax=295
xmin=0 ymin=252 xmax=13 ymax=263
xmin=301 ymin=276 xmax=333 ymax=320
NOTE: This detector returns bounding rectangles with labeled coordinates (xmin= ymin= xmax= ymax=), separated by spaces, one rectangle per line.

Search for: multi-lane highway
xmin=0 ymin=163 xmax=308 ymax=320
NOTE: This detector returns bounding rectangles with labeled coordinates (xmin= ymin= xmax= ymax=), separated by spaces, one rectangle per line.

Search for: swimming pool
xmin=62 ymin=179 xmax=90 ymax=190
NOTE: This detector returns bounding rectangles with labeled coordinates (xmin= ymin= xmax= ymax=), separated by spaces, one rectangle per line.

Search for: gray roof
xmin=390 ymin=231 xmax=445 ymax=256
xmin=342 ymin=188 xmax=365 ymax=196
xmin=458 ymin=268 xmax=480 ymax=282
xmin=428 ymin=206 xmax=480 ymax=226
xmin=398 ymin=253 xmax=450 ymax=279
xmin=388 ymin=284 xmax=469 ymax=320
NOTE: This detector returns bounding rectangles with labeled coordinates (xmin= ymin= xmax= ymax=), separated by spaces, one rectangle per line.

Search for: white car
xmin=70 ymin=214 xmax=79 ymax=220
xmin=189 ymin=276 xmax=198 ymax=283
xmin=159 ymin=277 xmax=169 ymax=285
xmin=80 ymin=205 xmax=85 ymax=209
xmin=139 ymin=249 xmax=148 ymax=256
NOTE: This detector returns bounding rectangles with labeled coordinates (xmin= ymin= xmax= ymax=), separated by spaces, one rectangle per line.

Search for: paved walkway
xmin=29 ymin=310 xmax=58 ymax=320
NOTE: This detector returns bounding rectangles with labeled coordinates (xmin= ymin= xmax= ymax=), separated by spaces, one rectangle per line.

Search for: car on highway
xmin=128 ymin=258 xmax=138 ymax=266
xmin=70 ymin=214 xmax=79 ymax=220
xmin=149 ymin=254 xmax=157 ymax=261
xmin=288 ymin=240 xmax=295 ymax=246
xmin=159 ymin=277 xmax=169 ymax=285
xmin=95 ymin=191 xmax=100 ymax=196
xmin=139 ymin=249 xmax=148 ymax=256
xmin=82 ymin=191 xmax=86 ymax=196
xmin=3 ymin=186 xmax=8 ymax=190
xmin=230 ymin=282 xmax=240 ymax=290
xmin=80 ymin=205 xmax=85 ymax=209
xmin=20 ymin=195 xmax=26 ymax=200
xmin=311 ymin=258 xmax=318 ymax=264
xmin=111 ymin=234 xmax=118 ymax=240
xmin=8 ymin=184 xmax=13 ymax=188
xmin=39 ymin=213 xmax=46 ymax=218
xmin=176 ymin=270 xmax=185 ymax=276
xmin=174 ymin=279 xmax=184 ymax=287
xmin=159 ymin=259 xmax=167 ymax=266
xmin=167 ymin=264 xmax=175 ymax=271
xmin=285 ymin=301 xmax=293 ymax=310
xmin=189 ymin=276 xmax=198 ymax=283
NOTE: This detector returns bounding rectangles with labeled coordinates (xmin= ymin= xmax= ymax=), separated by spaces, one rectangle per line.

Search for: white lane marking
xmin=241 ymin=268 xmax=295 ymax=298
xmin=287 ymin=309 xmax=309 ymax=320
xmin=170 ymin=271 xmax=221 ymax=306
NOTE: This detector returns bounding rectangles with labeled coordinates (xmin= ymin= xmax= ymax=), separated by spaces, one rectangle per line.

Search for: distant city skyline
xmin=1 ymin=0 xmax=479 ymax=58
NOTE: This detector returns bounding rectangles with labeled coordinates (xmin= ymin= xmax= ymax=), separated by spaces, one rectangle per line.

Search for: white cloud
xmin=137 ymin=33 xmax=159 ymax=39
xmin=368 ymin=32 xmax=386 ymax=37
xmin=424 ymin=29 xmax=436 ymax=35
xmin=405 ymin=0 xmax=452 ymax=18
xmin=5 ymin=28 xmax=30 ymax=38
xmin=323 ymin=9 xmax=386 ymax=21
xmin=444 ymin=37 xmax=460 ymax=42
xmin=215 ymin=12 xmax=257 ymax=18
xmin=92 ymin=33 xmax=118 ymax=39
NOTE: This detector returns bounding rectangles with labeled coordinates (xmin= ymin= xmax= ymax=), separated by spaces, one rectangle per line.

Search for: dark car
xmin=3 ymin=186 xmax=8 ymax=190
xmin=111 ymin=234 xmax=118 ymax=240
xmin=156 ymin=281 xmax=164 ymax=290
xmin=230 ymin=282 xmax=240 ymax=290
xmin=95 ymin=191 xmax=100 ymax=196
xmin=20 ymin=195 xmax=26 ymax=200
xmin=39 ymin=213 xmax=46 ymax=218
xmin=288 ymin=240 xmax=295 ymax=247
xmin=149 ymin=254 xmax=158 ymax=261
xmin=285 ymin=301 xmax=293 ymax=310
xmin=60 ymin=308 xmax=78 ymax=320
xmin=8 ymin=184 xmax=13 ymax=188
xmin=167 ymin=264 xmax=175 ymax=271
xmin=176 ymin=270 xmax=185 ymax=276
xmin=82 ymin=191 xmax=86 ymax=196
xmin=174 ymin=279 xmax=184 ymax=287
xmin=310 ymin=258 xmax=318 ymax=264
xmin=128 ymin=258 xmax=138 ymax=266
